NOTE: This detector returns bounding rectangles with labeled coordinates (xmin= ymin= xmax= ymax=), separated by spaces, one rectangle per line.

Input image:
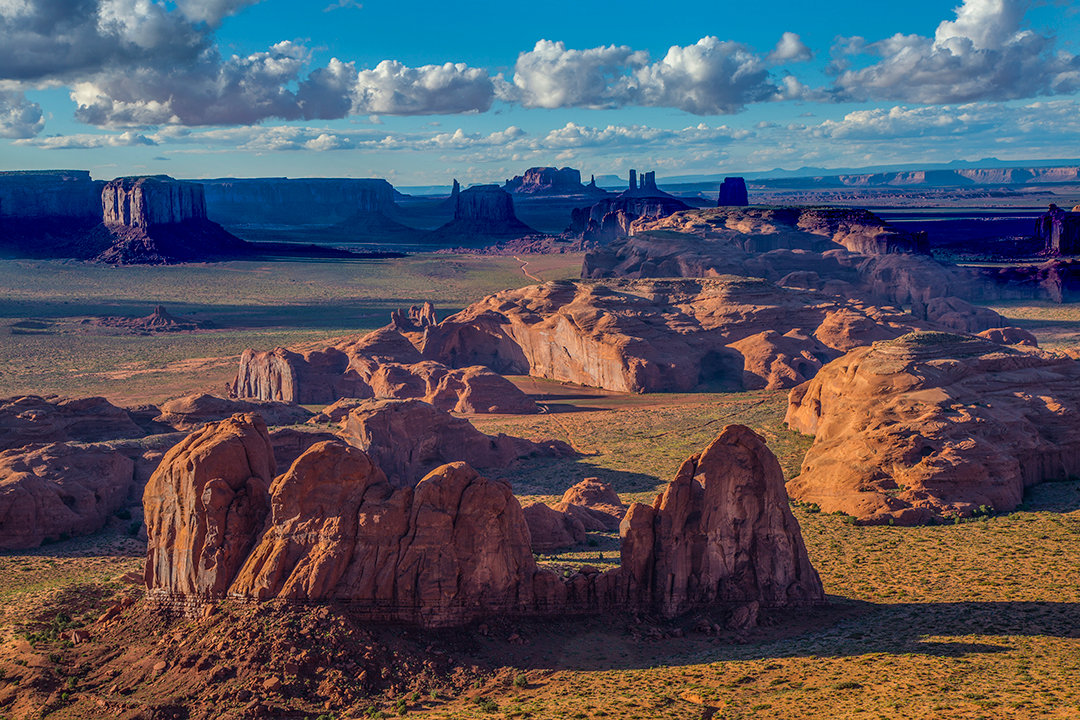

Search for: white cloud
xmin=0 ymin=89 xmax=44 ymax=138
xmin=352 ymin=61 xmax=496 ymax=115
xmin=768 ymin=32 xmax=812 ymax=63
xmin=510 ymin=36 xmax=796 ymax=115
xmin=833 ymin=0 xmax=1080 ymax=102
xmin=16 ymin=129 xmax=155 ymax=147
xmin=174 ymin=0 xmax=263 ymax=25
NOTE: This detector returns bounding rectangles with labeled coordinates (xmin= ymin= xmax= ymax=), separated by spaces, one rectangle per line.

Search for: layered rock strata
xmin=785 ymin=332 xmax=1080 ymax=524
xmin=232 ymin=322 xmax=537 ymax=413
xmin=201 ymin=177 xmax=399 ymax=225
xmin=423 ymin=278 xmax=929 ymax=392
xmin=144 ymin=418 xmax=824 ymax=625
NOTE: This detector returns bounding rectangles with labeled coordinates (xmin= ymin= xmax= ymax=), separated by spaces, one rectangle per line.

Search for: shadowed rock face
xmin=0 ymin=443 xmax=135 ymax=550
xmin=425 ymin=185 xmax=536 ymax=244
xmin=717 ymin=177 xmax=749 ymax=206
xmin=1035 ymin=204 xmax=1080 ymax=255
xmin=786 ymin=332 xmax=1080 ymax=525
xmin=201 ymin=177 xmax=397 ymax=225
xmin=145 ymin=419 xmax=824 ymax=626
xmin=102 ymin=176 xmax=207 ymax=227
xmin=423 ymin=278 xmax=929 ymax=393
xmin=0 ymin=170 xmax=102 ymax=220
xmin=504 ymin=167 xmax=607 ymax=197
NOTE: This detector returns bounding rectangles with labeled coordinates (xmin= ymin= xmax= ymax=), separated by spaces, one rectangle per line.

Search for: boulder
xmin=522 ymin=502 xmax=586 ymax=551
xmin=144 ymin=414 xmax=275 ymax=598
xmin=717 ymin=177 xmax=749 ymax=206
xmin=553 ymin=478 xmax=625 ymax=531
xmin=786 ymin=332 xmax=1080 ymax=524
xmin=0 ymin=443 xmax=135 ymax=549
xmin=977 ymin=326 xmax=1038 ymax=347
xmin=0 ymin=395 xmax=145 ymax=451
xmin=335 ymin=398 xmax=573 ymax=486
xmin=154 ymin=394 xmax=313 ymax=431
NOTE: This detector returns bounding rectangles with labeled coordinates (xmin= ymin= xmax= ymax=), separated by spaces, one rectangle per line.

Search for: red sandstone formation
xmin=977 ymin=326 xmax=1038 ymax=347
xmin=0 ymin=395 xmax=144 ymax=451
xmin=333 ymin=398 xmax=573 ymax=486
xmin=144 ymin=420 xmax=824 ymax=626
xmin=554 ymin=478 xmax=626 ymax=531
xmin=785 ymin=332 xmax=1080 ymax=525
xmin=423 ymin=278 xmax=929 ymax=392
xmin=143 ymin=414 xmax=275 ymax=598
xmin=912 ymin=296 xmax=1005 ymax=333
xmin=0 ymin=443 xmax=135 ymax=549
xmin=232 ymin=323 xmax=537 ymax=413
xmin=88 ymin=305 xmax=207 ymax=333
xmin=154 ymin=393 xmax=313 ymax=431
xmin=522 ymin=501 xmax=586 ymax=551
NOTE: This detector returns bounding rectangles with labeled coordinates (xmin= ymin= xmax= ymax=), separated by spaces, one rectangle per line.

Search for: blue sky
xmin=1 ymin=0 xmax=1079 ymax=184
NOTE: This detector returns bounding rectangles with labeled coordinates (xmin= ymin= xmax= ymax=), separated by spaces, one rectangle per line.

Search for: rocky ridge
xmin=144 ymin=417 xmax=824 ymax=626
xmin=785 ymin=332 xmax=1080 ymax=524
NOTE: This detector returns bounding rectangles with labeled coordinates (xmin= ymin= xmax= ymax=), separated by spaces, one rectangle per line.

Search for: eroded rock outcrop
xmin=523 ymin=501 xmax=586 ymax=551
xmin=786 ymin=332 xmax=1080 ymax=524
xmin=201 ymin=177 xmax=399 ymax=225
xmin=1035 ymin=204 xmax=1080 ymax=255
xmin=0 ymin=395 xmax=144 ymax=451
xmin=0 ymin=443 xmax=135 ymax=549
xmin=154 ymin=394 xmax=313 ymax=431
xmin=232 ymin=324 xmax=537 ymax=413
xmin=102 ymin=176 xmax=206 ymax=227
xmin=554 ymin=478 xmax=626 ymax=531
xmin=424 ymin=278 xmax=929 ymax=392
xmin=504 ymin=167 xmax=607 ymax=197
xmin=912 ymin=296 xmax=1005 ymax=333
xmin=145 ymin=421 xmax=824 ymax=626
xmin=143 ymin=414 xmax=275 ymax=598
xmin=333 ymin=399 xmax=573 ymax=486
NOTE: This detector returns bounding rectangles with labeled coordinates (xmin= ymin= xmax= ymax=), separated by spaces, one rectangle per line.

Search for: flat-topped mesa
xmin=1035 ymin=203 xmax=1080 ymax=255
xmin=200 ymin=177 xmax=398 ymax=225
xmin=144 ymin=418 xmax=824 ymax=625
xmin=785 ymin=331 xmax=1080 ymax=525
xmin=0 ymin=170 xmax=103 ymax=220
xmin=422 ymin=277 xmax=930 ymax=393
xmin=717 ymin=177 xmax=749 ymax=206
xmin=504 ymin=167 xmax=607 ymax=196
xmin=102 ymin=176 xmax=207 ymax=227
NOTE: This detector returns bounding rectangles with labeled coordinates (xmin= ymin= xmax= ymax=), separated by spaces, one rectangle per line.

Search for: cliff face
xmin=144 ymin=417 xmax=824 ymax=626
xmin=101 ymin=176 xmax=207 ymax=227
xmin=0 ymin=170 xmax=103 ymax=219
xmin=201 ymin=178 xmax=398 ymax=225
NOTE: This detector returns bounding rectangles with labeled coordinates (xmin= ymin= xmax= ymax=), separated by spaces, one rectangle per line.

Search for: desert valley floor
xmin=1 ymin=251 xmax=1079 ymax=719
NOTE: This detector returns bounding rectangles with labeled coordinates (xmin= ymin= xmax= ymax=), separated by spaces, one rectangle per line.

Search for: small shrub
xmin=474 ymin=697 xmax=499 ymax=713
xmin=513 ymin=674 xmax=528 ymax=688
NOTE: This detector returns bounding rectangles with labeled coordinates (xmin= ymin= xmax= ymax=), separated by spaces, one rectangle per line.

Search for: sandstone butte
xmin=423 ymin=277 xmax=932 ymax=393
xmin=144 ymin=415 xmax=824 ymax=627
xmin=785 ymin=331 xmax=1080 ymax=525
xmin=583 ymin=207 xmax=1080 ymax=305
xmin=231 ymin=309 xmax=537 ymax=413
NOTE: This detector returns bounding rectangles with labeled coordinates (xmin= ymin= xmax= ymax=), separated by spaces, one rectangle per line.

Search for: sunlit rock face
xmin=101 ymin=176 xmax=207 ymax=228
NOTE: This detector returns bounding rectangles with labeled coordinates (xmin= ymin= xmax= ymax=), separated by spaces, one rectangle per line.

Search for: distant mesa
xmin=201 ymin=177 xmax=398 ymax=226
xmin=786 ymin=331 xmax=1080 ymax=525
xmin=504 ymin=167 xmax=609 ymax=197
xmin=88 ymin=305 xmax=210 ymax=333
xmin=143 ymin=416 xmax=824 ymax=626
xmin=424 ymin=184 xmax=538 ymax=245
xmin=1035 ymin=203 xmax=1080 ymax=256
xmin=717 ymin=177 xmax=749 ymax=206
xmin=569 ymin=169 xmax=691 ymax=244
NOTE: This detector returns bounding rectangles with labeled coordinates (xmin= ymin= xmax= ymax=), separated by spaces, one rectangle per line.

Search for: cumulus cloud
xmin=16 ymin=129 xmax=155 ymax=147
xmin=510 ymin=36 xmax=798 ymax=114
xmin=173 ymin=0 xmax=263 ymax=25
xmin=0 ymin=0 xmax=209 ymax=82
xmin=833 ymin=0 xmax=1080 ymax=102
xmin=768 ymin=32 xmax=812 ymax=63
xmin=0 ymin=89 xmax=45 ymax=138
xmin=809 ymin=105 xmax=992 ymax=139
xmin=352 ymin=61 xmax=496 ymax=115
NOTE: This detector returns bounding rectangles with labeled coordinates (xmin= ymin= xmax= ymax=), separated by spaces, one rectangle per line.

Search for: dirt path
xmin=513 ymin=255 xmax=544 ymax=282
